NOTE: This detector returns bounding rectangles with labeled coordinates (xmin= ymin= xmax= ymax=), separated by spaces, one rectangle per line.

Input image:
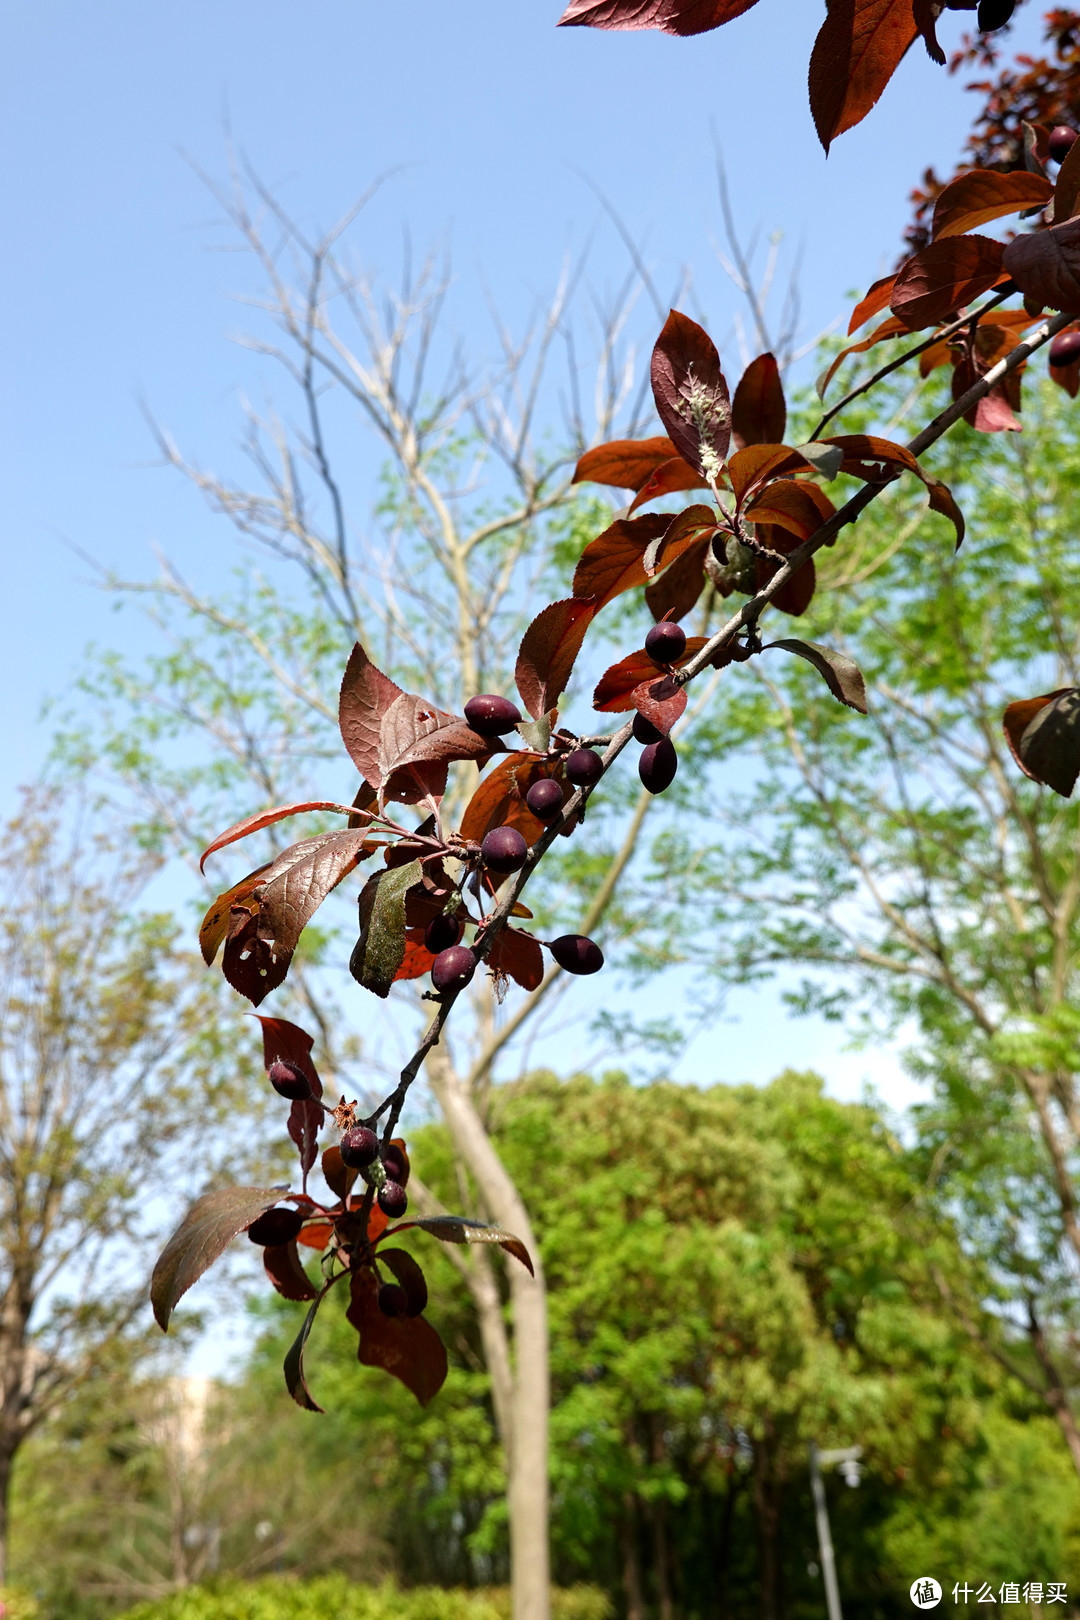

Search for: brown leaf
xmin=397 ymin=1215 xmax=535 ymax=1275
xmin=516 ymin=597 xmax=597 ymax=719
xmin=222 ymin=905 xmax=286 ymax=1008
xmin=199 ymin=802 xmax=357 ymax=874
xmin=650 ymin=311 xmax=731 ymax=481
xmin=932 ymin=168 xmax=1053 ymax=241
xmin=572 ymin=435 xmax=682 ymax=490
xmin=643 ymin=504 xmax=720 ymax=577
xmin=631 ymin=674 xmax=687 ymax=736
xmin=152 ymin=1185 xmax=286 ymax=1330
xmin=321 ymin=1144 xmax=358 ymax=1204
xmin=764 ymin=639 xmax=869 ymax=713
xmin=1054 ymin=131 xmax=1080 ymax=225
xmin=727 ymin=444 xmax=811 ymax=503
xmin=487 ymin=926 xmax=545 ymax=991
xmin=890 ymin=236 xmax=1006 ymax=331
xmin=817 ymin=315 xmax=910 ymax=399
xmin=459 ymin=753 xmax=551 ymax=846
xmin=911 ymin=0 xmax=944 ymax=64
xmin=557 ymin=0 xmax=761 ymax=33
xmin=257 ymin=830 xmax=375 ymax=960
xmin=572 ymin=513 xmax=671 ymax=609
xmin=1002 ymin=217 xmax=1080 ymax=315
xmin=377 ymin=1248 xmax=429 ymax=1316
xmin=593 ymin=640 xmax=709 ymax=711
xmin=847 ymin=274 xmax=899 ymax=336
xmin=731 ymin=353 xmax=786 ymax=450
xmin=1003 ymin=688 xmax=1080 ymax=796
xmin=824 ymin=434 xmax=965 ymax=548
xmin=255 ymin=1016 xmax=323 ymax=1099
xmin=754 ymin=529 xmax=817 ymax=616
xmin=744 ymin=480 xmax=836 ymax=541
xmin=199 ymin=863 xmax=272 ymax=966
xmin=645 ymin=538 xmax=710 ymax=622
xmin=339 ymin=643 xmax=403 ymax=788
xmin=264 ymin=1239 xmax=318 ymax=1303
xmin=626 ymin=455 xmax=709 ymax=515
xmin=347 ymin=1267 xmax=448 ymax=1406
xmin=284 ymin=1285 xmax=332 ymax=1412
xmin=809 ymin=0 xmax=917 ymax=153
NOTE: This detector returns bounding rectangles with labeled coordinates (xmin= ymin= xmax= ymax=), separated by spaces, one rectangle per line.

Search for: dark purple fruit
xmin=1050 ymin=125 xmax=1078 ymax=164
xmin=565 ymin=748 xmax=604 ymax=788
xmin=382 ymin=1143 xmax=410 ymax=1187
xmin=378 ymin=1282 xmax=408 ymax=1317
xmin=645 ymin=620 xmax=687 ymax=665
xmin=550 ymin=934 xmax=605 ymax=975
xmin=464 ymin=694 xmax=522 ymax=737
xmin=431 ymin=944 xmax=477 ymax=991
xmin=378 ymin=1180 xmax=409 ymax=1218
xmin=424 ymin=911 xmax=462 ymax=953
xmin=632 ymin=711 xmax=664 ymax=745
xmin=976 ymin=0 xmax=1013 ymax=28
xmin=340 ymin=1125 xmax=379 ymax=1170
xmin=267 ymin=1059 xmax=312 ymax=1101
xmin=525 ymin=778 xmax=564 ymax=822
xmin=481 ymin=825 xmax=529 ymax=873
xmin=247 ymin=1207 xmax=306 ymax=1247
xmin=639 ymin=737 xmax=678 ymax=794
xmin=1050 ymin=329 xmax=1080 ymax=367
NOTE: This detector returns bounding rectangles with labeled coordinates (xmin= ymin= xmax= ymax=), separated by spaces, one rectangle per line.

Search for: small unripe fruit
xmin=1050 ymin=329 xmax=1080 ymax=367
xmin=632 ymin=711 xmax=664 ymax=745
xmin=378 ymin=1180 xmax=409 ymax=1218
xmin=424 ymin=912 xmax=462 ymax=953
xmin=378 ymin=1282 xmax=408 ymax=1317
xmin=1050 ymin=125 xmax=1078 ymax=164
xmin=550 ymin=934 xmax=605 ymax=975
xmin=976 ymin=0 xmax=1013 ymax=28
xmin=639 ymin=737 xmax=678 ymax=794
xmin=340 ymin=1125 xmax=379 ymax=1169
xmin=464 ymin=694 xmax=522 ymax=737
xmin=382 ymin=1143 xmax=410 ymax=1187
xmin=481 ymin=825 xmax=529 ymax=873
xmin=645 ymin=620 xmax=687 ymax=665
xmin=565 ymin=748 xmax=603 ymax=788
xmin=431 ymin=944 xmax=477 ymax=991
xmin=525 ymin=778 xmax=564 ymax=822
xmin=248 ymin=1207 xmax=306 ymax=1247
xmin=268 ymin=1059 xmax=312 ymax=1101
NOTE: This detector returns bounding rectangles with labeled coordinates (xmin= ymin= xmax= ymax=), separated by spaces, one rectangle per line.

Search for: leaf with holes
xmin=347 ymin=1267 xmax=447 ymax=1406
xmin=516 ymin=597 xmax=597 ymax=719
xmin=731 ymin=353 xmax=786 ymax=450
xmin=349 ymin=859 xmax=423 ymax=998
xmin=631 ymin=674 xmax=687 ymax=736
xmin=1003 ymin=217 xmax=1080 ymax=315
xmin=765 ymin=639 xmax=869 ymax=714
xmin=573 ymin=514 xmax=671 ymax=609
xmin=1003 ymin=688 xmax=1080 ymax=796
xmin=651 ymin=311 xmax=731 ymax=481
xmin=152 ymin=1186 xmax=287 ymax=1330
xmin=932 ymin=168 xmax=1052 ymax=241
xmin=809 ymin=0 xmax=917 ymax=153
xmin=890 ymin=236 xmax=1006 ymax=332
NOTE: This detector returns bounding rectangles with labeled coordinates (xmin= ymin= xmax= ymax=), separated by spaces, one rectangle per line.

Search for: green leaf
xmin=349 ymin=858 xmax=423 ymax=997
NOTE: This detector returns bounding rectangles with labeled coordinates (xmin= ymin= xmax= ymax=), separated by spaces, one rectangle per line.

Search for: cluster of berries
xmin=264 ymin=1059 xmax=411 ymax=1219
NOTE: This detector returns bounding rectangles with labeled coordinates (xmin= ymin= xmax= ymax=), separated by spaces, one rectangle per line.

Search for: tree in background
xmin=0 ymin=790 xmax=251 ymax=1586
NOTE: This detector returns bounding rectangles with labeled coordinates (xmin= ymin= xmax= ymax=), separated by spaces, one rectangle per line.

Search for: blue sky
xmin=1 ymin=3 xmax=1047 ymax=1128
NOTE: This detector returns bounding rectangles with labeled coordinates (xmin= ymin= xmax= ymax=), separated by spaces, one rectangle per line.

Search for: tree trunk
xmin=753 ymin=1431 xmax=783 ymax=1620
xmin=651 ymin=1499 xmax=676 ymax=1620
xmin=620 ymin=1495 xmax=645 ymax=1620
xmin=427 ymin=1051 xmax=550 ymax=1620
xmin=0 ymin=1443 xmax=13 ymax=1587
xmin=716 ymin=1468 xmax=739 ymax=1618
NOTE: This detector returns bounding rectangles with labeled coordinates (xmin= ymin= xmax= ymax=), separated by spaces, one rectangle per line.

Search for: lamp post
xmin=809 ymin=1443 xmax=863 ymax=1620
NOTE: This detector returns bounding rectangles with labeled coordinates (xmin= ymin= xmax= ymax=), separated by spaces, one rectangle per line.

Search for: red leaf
xmin=255 ymin=1015 xmax=323 ymax=1099
xmin=459 ymin=754 xmax=551 ymax=846
xmin=1003 ymin=688 xmax=1080 ymax=796
xmin=199 ymin=863 xmax=272 ymax=965
xmin=823 ymin=434 xmax=965 ymax=547
xmin=222 ymin=906 xmax=285 ymax=1008
xmin=890 ymin=237 xmax=1006 ymax=332
xmin=347 ymin=1267 xmax=448 ymax=1406
xmin=755 ymin=529 xmax=817 ymax=616
xmin=572 ymin=435 xmax=682 ymax=490
xmin=848 ymin=274 xmax=898 ymax=335
xmin=809 ymin=0 xmax=917 ymax=153
xmin=339 ymin=644 xmax=403 ymax=786
xmin=1054 ymin=129 xmax=1080 ymax=225
xmin=744 ymin=480 xmax=836 ymax=540
xmin=1002 ymin=217 xmax=1080 ymax=315
xmin=264 ymin=1239 xmax=318 ymax=1302
xmin=650 ymin=311 xmax=731 ymax=481
xmin=284 ymin=1286 xmax=333 ymax=1412
xmin=931 ymin=168 xmax=1053 ymax=241
xmin=631 ymin=674 xmax=687 ymax=736
xmin=727 ymin=444 xmax=811 ymax=503
xmin=593 ymin=639 xmax=709 ymax=711
xmin=515 ymin=597 xmax=597 ymax=719
xmin=487 ymin=926 xmax=545 ymax=990
xmin=557 ymin=0 xmax=761 ymax=33
xmin=645 ymin=538 xmax=710 ymax=622
xmin=731 ymin=354 xmax=786 ymax=450
xmin=151 ymin=1185 xmax=286 ymax=1330
xmin=572 ymin=514 xmax=671 ymax=609
xmin=818 ymin=315 xmax=910 ymax=399
xmin=626 ymin=455 xmax=710 ymax=515
xmin=643 ymin=504 xmax=720 ymax=577
xmin=199 ymin=802 xmax=357 ymax=874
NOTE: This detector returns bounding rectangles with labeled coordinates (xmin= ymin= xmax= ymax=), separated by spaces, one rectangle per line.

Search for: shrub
xmin=117 ymin=1578 xmax=612 ymax=1620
